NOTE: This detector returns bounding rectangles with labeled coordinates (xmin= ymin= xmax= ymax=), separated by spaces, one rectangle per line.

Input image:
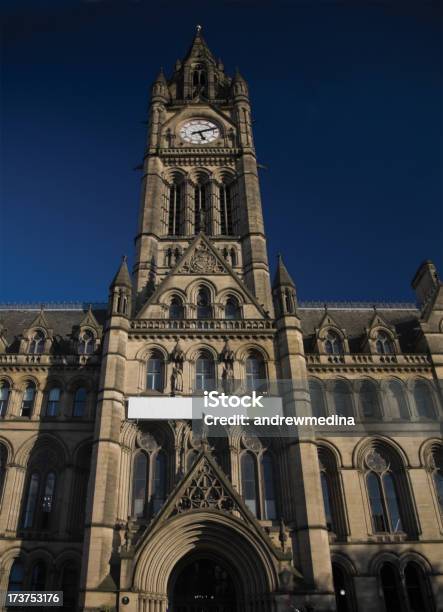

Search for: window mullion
xmin=257 ymin=454 xmax=265 ymax=520
xmin=380 ymin=473 xmax=392 ymax=533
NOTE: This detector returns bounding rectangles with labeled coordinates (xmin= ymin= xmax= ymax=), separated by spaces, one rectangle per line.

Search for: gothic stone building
xmin=0 ymin=29 xmax=442 ymax=612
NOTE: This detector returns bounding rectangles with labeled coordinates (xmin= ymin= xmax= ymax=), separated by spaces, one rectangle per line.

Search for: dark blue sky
xmin=1 ymin=1 xmax=442 ymax=304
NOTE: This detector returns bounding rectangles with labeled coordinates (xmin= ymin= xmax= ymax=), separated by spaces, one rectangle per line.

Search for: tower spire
xmin=182 ymin=25 xmax=216 ymax=63
xmin=273 ymin=254 xmax=295 ymax=289
xmin=110 ymin=255 xmax=132 ymax=289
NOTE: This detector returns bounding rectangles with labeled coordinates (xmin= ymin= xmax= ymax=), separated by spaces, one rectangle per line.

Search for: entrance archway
xmin=168 ymin=554 xmax=238 ymax=611
xmin=132 ymin=511 xmax=281 ymax=611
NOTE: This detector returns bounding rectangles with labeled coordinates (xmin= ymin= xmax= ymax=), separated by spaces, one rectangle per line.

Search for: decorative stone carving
xmin=171 ymin=365 xmax=183 ymax=394
xmin=190 ymin=431 xmax=203 ymax=449
xmin=137 ymin=432 xmax=159 ymax=452
xmin=172 ymin=460 xmax=238 ymax=515
xmin=220 ymin=339 xmax=235 ymax=366
xmin=242 ymin=433 xmax=262 ymax=452
xmin=222 ymin=365 xmax=234 ymax=394
xmin=366 ymin=449 xmax=388 ymax=472
xmin=182 ymin=244 xmax=225 ymax=274
xmin=170 ymin=339 xmax=185 ymax=369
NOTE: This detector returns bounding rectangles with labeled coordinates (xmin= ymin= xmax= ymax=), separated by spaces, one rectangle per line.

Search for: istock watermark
xmin=203 ymin=390 xmax=265 ymax=409
xmin=126 ymin=377 xmax=440 ymax=438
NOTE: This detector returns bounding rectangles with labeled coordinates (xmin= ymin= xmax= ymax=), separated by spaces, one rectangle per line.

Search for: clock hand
xmin=191 ymin=128 xmax=216 ymax=135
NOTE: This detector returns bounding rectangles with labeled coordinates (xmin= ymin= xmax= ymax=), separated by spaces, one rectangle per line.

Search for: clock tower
xmin=133 ymin=26 xmax=274 ymax=315
xmin=81 ymin=27 xmax=335 ymax=612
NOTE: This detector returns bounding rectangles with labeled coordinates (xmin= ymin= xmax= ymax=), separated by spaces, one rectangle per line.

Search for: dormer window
xmin=375 ymin=331 xmax=394 ymax=354
xmin=78 ymin=330 xmax=95 ymax=355
xmin=324 ymin=330 xmax=343 ymax=355
xmin=29 ymin=330 xmax=45 ymax=354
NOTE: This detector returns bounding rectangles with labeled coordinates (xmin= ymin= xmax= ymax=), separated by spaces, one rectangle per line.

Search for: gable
xmin=366 ymin=311 xmax=395 ymax=334
xmin=316 ymin=310 xmax=345 ymax=336
xmin=136 ymin=234 xmax=267 ymax=319
xmin=138 ymin=450 xmax=286 ymax=559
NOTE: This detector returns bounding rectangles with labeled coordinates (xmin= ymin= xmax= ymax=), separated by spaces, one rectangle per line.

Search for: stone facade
xmin=0 ymin=28 xmax=442 ymax=612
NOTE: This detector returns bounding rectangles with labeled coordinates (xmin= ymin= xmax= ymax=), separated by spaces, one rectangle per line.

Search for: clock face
xmin=180 ymin=119 xmax=220 ymax=144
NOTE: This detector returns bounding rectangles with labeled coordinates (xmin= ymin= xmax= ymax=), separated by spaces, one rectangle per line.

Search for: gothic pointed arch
xmin=315 ymin=311 xmax=348 ymax=355
xmin=128 ymin=453 xmax=295 ymax=608
xmin=317 ymin=444 xmax=349 ymax=539
xmin=355 ymin=438 xmax=418 ymax=537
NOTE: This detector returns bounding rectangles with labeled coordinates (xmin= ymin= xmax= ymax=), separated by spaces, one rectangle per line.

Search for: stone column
xmin=80 ymin=310 xmax=129 ymax=610
xmin=184 ymin=178 xmax=194 ymax=236
xmin=57 ymin=464 xmax=74 ymax=537
xmin=274 ymin=308 xmax=335 ymax=608
xmin=4 ymin=464 xmax=26 ymax=534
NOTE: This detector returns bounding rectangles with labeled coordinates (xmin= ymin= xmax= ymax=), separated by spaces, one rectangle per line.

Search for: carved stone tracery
xmin=182 ymin=244 xmax=225 ymax=274
xmin=172 ymin=460 xmax=238 ymax=515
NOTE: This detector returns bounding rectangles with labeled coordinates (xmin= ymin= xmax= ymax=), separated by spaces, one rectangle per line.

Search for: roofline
xmin=299 ymin=301 xmax=418 ymax=310
xmin=0 ymin=302 xmax=108 ymax=311
xmin=0 ymin=300 xmax=418 ymax=312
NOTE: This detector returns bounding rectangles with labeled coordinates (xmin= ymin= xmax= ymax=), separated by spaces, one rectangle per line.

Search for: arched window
xmin=170 ymin=296 xmax=184 ymax=320
xmin=41 ymin=471 xmax=56 ymax=528
xmin=387 ymin=381 xmax=409 ymax=420
xmin=194 ymin=181 xmax=207 ymax=233
xmin=262 ymin=453 xmax=277 ymax=520
xmin=192 ymin=65 xmax=207 ymax=95
xmin=318 ymin=447 xmax=347 ymax=538
xmin=365 ymin=449 xmax=403 ymax=533
xmin=332 ymin=563 xmax=353 ymax=612
xmin=309 ymin=380 xmax=326 ymax=418
xmin=220 ymin=182 xmax=234 ymax=235
xmin=0 ymin=380 xmax=10 ymax=417
xmin=245 ymin=352 xmax=266 ymax=392
xmin=131 ymin=452 xmax=148 ymax=518
xmin=375 ymin=331 xmax=394 ymax=354
xmin=196 ymin=287 xmax=212 ymax=319
xmin=225 ymin=296 xmax=241 ymax=320
xmin=195 ymin=351 xmax=215 ymax=391
xmin=29 ymin=330 xmax=45 ymax=354
xmin=73 ymin=388 xmax=87 ymax=418
xmin=0 ymin=444 xmax=8 ymax=499
xmin=324 ymin=330 xmax=343 ymax=355
xmin=152 ymin=451 xmax=167 ymax=514
xmin=405 ymin=562 xmax=428 ymax=612
xmin=168 ymin=181 xmax=183 ymax=236
xmin=430 ymin=445 xmax=443 ymax=516
xmin=414 ymin=381 xmax=435 ymax=419
xmin=8 ymin=560 xmax=24 ymax=592
xmin=320 ymin=470 xmax=334 ymax=531
xmin=147 ymin=352 xmax=164 ymax=392
xmin=380 ymin=563 xmax=402 ymax=611
xmin=360 ymin=381 xmax=381 ymax=419
xmin=59 ymin=562 xmax=79 ymax=611
xmin=0 ymin=444 xmax=7 ymax=498
xmin=332 ymin=381 xmax=352 ymax=418
xmin=21 ymin=382 xmax=36 ymax=417
xmin=241 ymin=453 xmax=258 ymax=516
xmin=46 ymin=387 xmax=61 ymax=417
xmin=78 ymin=330 xmax=95 ymax=355
xmin=23 ymin=472 xmax=40 ymax=528
xmin=30 ymin=561 xmax=46 ymax=590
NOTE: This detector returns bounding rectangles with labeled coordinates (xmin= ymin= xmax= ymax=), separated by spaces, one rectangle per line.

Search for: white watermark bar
xmin=128 ymin=396 xmax=194 ymax=420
